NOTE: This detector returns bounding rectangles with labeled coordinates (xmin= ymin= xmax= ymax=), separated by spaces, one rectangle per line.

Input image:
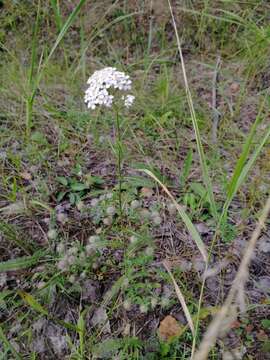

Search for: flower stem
xmin=115 ymin=110 xmax=123 ymax=219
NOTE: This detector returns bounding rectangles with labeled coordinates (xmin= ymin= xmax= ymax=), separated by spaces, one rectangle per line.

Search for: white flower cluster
xmin=122 ymin=94 xmax=135 ymax=108
xmin=84 ymin=67 xmax=135 ymax=110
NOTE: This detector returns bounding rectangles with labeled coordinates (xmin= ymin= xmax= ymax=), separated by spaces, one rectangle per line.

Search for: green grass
xmin=0 ymin=1 xmax=270 ymax=359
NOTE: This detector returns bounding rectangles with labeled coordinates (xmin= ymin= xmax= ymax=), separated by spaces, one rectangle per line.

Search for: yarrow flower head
xmin=84 ymin=67 xmax=135 ymax=110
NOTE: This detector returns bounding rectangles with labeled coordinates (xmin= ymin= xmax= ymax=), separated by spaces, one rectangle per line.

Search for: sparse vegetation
xmin=0 ymin=1 xmax=270 ymax=359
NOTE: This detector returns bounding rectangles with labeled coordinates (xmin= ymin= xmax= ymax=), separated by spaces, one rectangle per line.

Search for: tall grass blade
xmin=27 ymin=0 xmax=86 ymax=133
xmin=50 ymin=0 xmax=63 ymax=32
xmin=167 ymin=0 xmax=218 ymax=221
xmin=141 ymin=169 xmax=208 ymax=263
xmin=0 ymin=326 xmax=22 ymax=360
xmin=26 ymin=0 xmax=41 ymax=136
xmin=220 ymin=100 xmax=269 ymax=224
xmin=163 ymin=260 xmax=195 ymax=337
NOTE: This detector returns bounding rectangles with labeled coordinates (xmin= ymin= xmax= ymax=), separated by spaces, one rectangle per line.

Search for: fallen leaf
xmin=20 ymin=171 xmax=32 ymax=180
xmin=140 ymin=187 xmax=154 ymax=198
xmin=158 ymin=315 xmax=182 ymax=341
xmin=230 ymin=320 xmax=241 ymax=329
xmin=229 ymin=82 xmax=240 ymax=94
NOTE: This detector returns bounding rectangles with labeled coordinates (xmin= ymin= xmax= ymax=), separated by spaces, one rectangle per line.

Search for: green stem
xmin=115 ymin=110 xmax=123 ymax=219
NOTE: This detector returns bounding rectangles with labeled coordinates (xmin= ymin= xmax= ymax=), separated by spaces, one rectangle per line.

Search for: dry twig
xmin=193 ymin=196 xmax=270 ymax=360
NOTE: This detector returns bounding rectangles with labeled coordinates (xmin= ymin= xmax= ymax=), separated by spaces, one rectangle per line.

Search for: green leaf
xmin=18 ymin=291 xmax=48 ymax=316
xmin=57 ymin=191 xmax=67 ymax=202
xmin=31 ymin=131 xmax=48 ymax=145
xmin=93 ymin=339 xmax=122 ymax=359
xmin=125 ymin=175 xmax=155 ymax=189
xmin=179 ymin=149 xmax=193 ymax=189
xmin=70 ymin=182 xmax=88 ymax=191
xmin=261 ymin=319 xmax=270 ymax=330
xmin=0 ymin=251 xmax=44 ymax=272
xmin=56 ymin=176 xmax=68 ymax=186
xmin=190 ymin=182 xmax=210 ymax=205
xmin=0 ymin=326 xmax=22 ymax=359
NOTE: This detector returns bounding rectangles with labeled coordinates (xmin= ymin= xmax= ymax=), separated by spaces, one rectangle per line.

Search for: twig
xmin=193 ymin=196 xmax=270 ymax=360
xmin=211 ymin=55 xmax=221 ymax=144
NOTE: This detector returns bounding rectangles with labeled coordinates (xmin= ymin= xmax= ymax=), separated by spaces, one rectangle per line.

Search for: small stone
xmin=151 ymin=210 xmax=160 ymax=218
xmin=47 ymin=229 xmax=57 ymax=240
xmin=86 ymin=244 xmax=95 ymax=255
xmin=0 ymin=273 xmax=7 ymax=287
xmin=79 ymin=252 xmax=86 ymax=262
xmin=153 ymin=216 xmax=162 ymax=225
xmin=91 ymin=198 xmax=99 ymax=207
xmin=67 ymin=255 xmax=76 ymax=265
xmin=195 ymin=222 xmax=210 ymax=235
xmin=129 ymin=235 xmax=138 ymax=244
xmin=131 ymin=200 xmax=140 ymax=209
xmin=106 ymin=206 xmax=116 ymax=216
xmin=57 ymin=259 xmax=67 ymax=271
xmin=103 ymin=217 xmax=113 ymax=226
xmin=123 ymin=299 xmax=132 ymax=311
xmin=106 ymin=192 xmax=113 ymax=199
xmin=36 ymin=281 xmax=46 ymax=289
xmin=122 ymin=277 xmax=129 ymax=288
xmin=88 ymin=235 xmax=100 ymax=244
xmin=68 ymin=275 xmax=76 ymax=283
xmin=140 ymin=208 xmax=151 ymax=220
xmin=90 ymin=307 xmax=111 ymax=334
xmin=145 ymin=246 xmax=154 ymax=256
xmin=56 ymin=212 xmax=68 ymax=224
xmin=258 ymin=235 xmax=270 ymax=253
xmin=20 ymin=171 xmax=32 ymax=180
xmin=80 ymin=271 xmax=87 ymax=279
xmin=168 ymin=203 xmax=177 ymax=215
xmin=139 ymin=304 xmax=148 ymax=314
xmin=56 ymin=243 xmax=65 ymax=253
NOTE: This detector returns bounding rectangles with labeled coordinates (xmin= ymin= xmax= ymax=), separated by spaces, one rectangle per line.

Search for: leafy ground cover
xmin=0 ymin=1 xmax=270 ymax=359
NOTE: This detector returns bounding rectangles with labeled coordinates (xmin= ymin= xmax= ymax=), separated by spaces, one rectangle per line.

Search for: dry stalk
xmin=193 ymin=196 xmax=270 ymax=360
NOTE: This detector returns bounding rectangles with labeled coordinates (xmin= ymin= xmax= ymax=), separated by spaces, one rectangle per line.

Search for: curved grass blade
xmin=163 ymin=260 xmax=195 ymax=337
xmin=0 ymin=326 xmax=22 ymax=360
xmin=141 ymin=169 xmax=208 ymax=263
xmin=0 ymin=250 xmax=44 ymax=272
